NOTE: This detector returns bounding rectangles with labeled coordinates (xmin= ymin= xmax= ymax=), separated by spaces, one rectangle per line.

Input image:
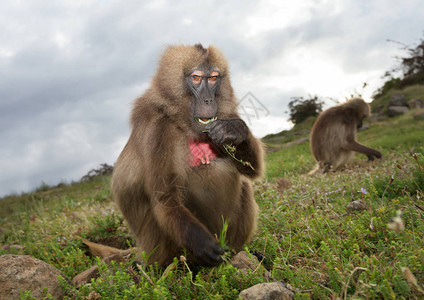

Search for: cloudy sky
xmin=1 ymin=0 xmax=423 ymax=197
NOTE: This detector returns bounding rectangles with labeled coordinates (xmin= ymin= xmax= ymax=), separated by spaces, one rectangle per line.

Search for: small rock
xmin=387 ymin=106 xmax=409 ymax=117
xmin=389 ymin=94 xmax=408 ymax=107
xmin=231 ymin=251 xmax=273 ymax=280
xmin=347 ymin=200 xmax=366 ymax=213
xmin=239 ymin=281 xmax=295 ymax=300
xmin=0 ymin=254 xmax=68 ymax=300
xmin=408 ymin=98 xmax=424 ymax=109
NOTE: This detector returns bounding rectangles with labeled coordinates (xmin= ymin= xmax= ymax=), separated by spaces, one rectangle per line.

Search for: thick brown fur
xmin=309 ymin=98 xmax=382 ymax=175
xmin=111 ymin=44 xmax=264 ymax=267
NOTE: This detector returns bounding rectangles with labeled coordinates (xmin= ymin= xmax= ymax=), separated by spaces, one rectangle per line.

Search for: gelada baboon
xmin=309 ymin=98 xmax=382 ymax=175
xmin=112 ymin=44 xmax=264 ymax=267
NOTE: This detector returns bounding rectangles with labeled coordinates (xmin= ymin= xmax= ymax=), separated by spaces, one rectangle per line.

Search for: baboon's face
xmin=185 ymin=67 xmax=220 ymax=133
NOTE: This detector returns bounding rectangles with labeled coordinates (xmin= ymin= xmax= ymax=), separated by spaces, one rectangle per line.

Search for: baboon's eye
xmin=191 ymin=75 xmax=202 ymax=84
xmin=208 ymin=71 xmax=219 ymax=85
xmin=208 ymin=76 xmax=218 ymax=84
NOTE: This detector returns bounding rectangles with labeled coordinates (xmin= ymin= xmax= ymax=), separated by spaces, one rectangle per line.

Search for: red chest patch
xmin=189 ymin=140 xmax=219 ymax=167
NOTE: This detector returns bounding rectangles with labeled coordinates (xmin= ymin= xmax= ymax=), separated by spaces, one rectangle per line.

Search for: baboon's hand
xmin=367 ymin=150 xmax=382 ymax=161
xmin=206 ymin=119 xmax=248 ymax=146
xmin=188 ymin=226 xmax=224 ymax=266
xmin=192 ymin=237 xmax=224 ymax=267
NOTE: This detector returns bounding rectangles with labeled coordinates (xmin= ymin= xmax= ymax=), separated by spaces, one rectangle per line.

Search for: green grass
xmin=2 ymin=109 xmax=424 ymax=299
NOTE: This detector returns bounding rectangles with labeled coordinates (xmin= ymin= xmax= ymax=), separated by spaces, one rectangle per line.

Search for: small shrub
xmin=288 ymin=95 xmax=324 ymax=125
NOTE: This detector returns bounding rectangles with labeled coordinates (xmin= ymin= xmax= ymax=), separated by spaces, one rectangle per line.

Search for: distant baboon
xmin=309 ymin=98 xmax=382 ymax=175
xmin=112 ymin=44 xmax=264 ymax=267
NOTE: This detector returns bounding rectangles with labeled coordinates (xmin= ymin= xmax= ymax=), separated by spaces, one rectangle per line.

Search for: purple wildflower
xmin=358 ymin=188 xmax=367 ymax=195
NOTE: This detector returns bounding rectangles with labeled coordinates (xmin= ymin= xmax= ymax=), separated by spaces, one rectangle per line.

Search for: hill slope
xmin=1 ymin=98 xmax=424 ymax=298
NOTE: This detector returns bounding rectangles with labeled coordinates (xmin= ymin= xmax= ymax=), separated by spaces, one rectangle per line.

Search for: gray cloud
xmin=1 ymin=0 xmax=424 ymax=197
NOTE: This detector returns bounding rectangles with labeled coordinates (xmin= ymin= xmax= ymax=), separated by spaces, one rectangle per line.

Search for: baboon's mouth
xmin=195 ymin=116 xmax=217 ymax=125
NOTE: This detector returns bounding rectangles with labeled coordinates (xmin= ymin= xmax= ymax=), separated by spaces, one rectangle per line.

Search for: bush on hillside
xmin=288 ymin=95 xmax=324 ymax=125
xmin=374 ymin=35 xmax=424 ymax=98
xmin=81 ymin=163 xmax=113 ymax=181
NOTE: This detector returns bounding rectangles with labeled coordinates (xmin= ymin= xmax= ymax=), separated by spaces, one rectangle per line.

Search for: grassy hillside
xmin=370 ymin=84 xmax=424 ymax=113
xmin=1 ymin=106 xmax=424 ymax=298
xmin=261 ymin=115 xmax=316 ymax=149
